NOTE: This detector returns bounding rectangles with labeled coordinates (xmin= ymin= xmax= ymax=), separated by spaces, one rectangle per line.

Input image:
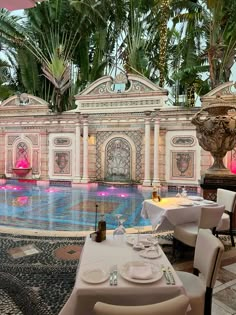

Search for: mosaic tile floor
xmin=0 ymin=231 xmax=235 ymax=314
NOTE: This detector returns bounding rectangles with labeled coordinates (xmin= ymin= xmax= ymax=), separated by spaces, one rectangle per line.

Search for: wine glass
xmin=176 ymin=186 xmax=181 ymax=197
xmin=149 ymin=219 xmax=161 ymax=246
xmin=133 ymin=225 xmax=144 ymax=244
xmin=181 ymin=186 xmax=188 ymax=198
xmin=113 ymin=216 xmax=126 ymax=242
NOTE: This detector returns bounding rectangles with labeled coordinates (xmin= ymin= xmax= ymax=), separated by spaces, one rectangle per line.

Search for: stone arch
xmin=101 ymin=134 xmax=136 ymax=182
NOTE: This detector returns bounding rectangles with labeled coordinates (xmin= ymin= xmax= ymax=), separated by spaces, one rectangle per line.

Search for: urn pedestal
xmin=200 ymin=173 xmax=236 ymax=231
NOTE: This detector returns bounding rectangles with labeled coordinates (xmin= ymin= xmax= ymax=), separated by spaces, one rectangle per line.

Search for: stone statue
xmin=107 ymin=139 xmax=129 ymax=177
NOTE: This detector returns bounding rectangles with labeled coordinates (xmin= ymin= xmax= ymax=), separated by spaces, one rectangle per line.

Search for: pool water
xmin=0 ymin=183 xmax=154 ymax=231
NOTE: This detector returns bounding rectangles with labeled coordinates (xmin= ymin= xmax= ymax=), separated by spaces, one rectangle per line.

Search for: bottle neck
xmin=100 ymin=214 xmax=105 ymax=221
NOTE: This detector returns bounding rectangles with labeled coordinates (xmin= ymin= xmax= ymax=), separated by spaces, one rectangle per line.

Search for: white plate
xmin=81 ymin=268 xmax=109 ymax=284
xmin=203 ymin=200 xmax=215 ymax=204
xmin=119 ymin=261 xmax=163 ymax=284
xmin=139 ymin=248 xmax=161 ymax=259
xmin=188 ymin=196 xmax=204 ymax=201
xmin=178 ymin=201 xmax=194 ymax=206
xmin=126 ymin=235 xmax=153 ymax=246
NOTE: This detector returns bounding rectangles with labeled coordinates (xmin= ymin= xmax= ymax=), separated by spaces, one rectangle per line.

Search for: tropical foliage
xmin=0 ymin=0 xmax=236 ymax=109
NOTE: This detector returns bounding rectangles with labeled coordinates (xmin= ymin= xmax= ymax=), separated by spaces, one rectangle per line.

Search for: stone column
xmin=73 ymin=122 xmax=81 ymax=183
xmin=152 ymin=117 xmax=161 ymax=187
xmin=143 ymin=113 xmax=151 ymax=186
xmin=81 ymin=115 xmax=89 ymax=183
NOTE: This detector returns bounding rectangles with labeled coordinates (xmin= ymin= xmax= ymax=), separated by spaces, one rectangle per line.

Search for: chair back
xmin=93 ymin=295 xmax=190 ymax=315
xmin=217 ymin=188 xmax=236 ymax=213
xmin=193 ymin=229 xmax=224 ymax=288
xmin=198 ymin=205 xmax=225 ymax=230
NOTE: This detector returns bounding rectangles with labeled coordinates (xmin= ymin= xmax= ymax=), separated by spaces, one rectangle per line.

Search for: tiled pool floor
xmin=0 ymin=182 xmax=156 ymax=233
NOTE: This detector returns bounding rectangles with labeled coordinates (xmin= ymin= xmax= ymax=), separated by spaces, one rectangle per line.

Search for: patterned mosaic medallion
xmin=54 ymin=244 xmax=82 ymax=260
xmin=7 ymin=244 xmax=41 ymax=259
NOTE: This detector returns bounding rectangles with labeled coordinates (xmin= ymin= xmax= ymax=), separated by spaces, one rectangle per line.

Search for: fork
xmin=161 ymin=265 xmax=171 ymax=285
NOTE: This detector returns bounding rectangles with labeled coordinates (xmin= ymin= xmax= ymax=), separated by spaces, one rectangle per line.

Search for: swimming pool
xmin=0 ymin=182 xmax=153 ymax=231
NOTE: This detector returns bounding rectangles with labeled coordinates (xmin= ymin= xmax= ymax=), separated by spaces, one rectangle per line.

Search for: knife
xmin=161 ymin=265 xmax=171 ymax=285
xmin=113 ymin=270 xmax=118 ymax=286
xmin=167 ymin=267 xmax=176 ymax=285
xmin=109 ymin=271 xmax=114 ymax=286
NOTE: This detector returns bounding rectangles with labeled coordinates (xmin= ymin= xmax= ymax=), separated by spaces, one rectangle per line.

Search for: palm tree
xmin=0 ymin=59 xmax=13 ymax=100
xmin=158 ymin=0 xmax=170 ymax=87
xmin=204 ymin=0 xmax=236 ymax=88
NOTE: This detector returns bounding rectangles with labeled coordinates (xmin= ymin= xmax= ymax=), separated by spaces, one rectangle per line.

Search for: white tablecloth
xmin=141 ymin=197 xmax=217 ymax=231
xmin=59 ymin=235 xmax=186 ymax=315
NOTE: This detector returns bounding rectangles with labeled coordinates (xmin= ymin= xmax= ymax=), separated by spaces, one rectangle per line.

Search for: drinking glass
xmin=181 ymin=186 xmax=188 ymax=198
xmin=176 ymin=186 xmax=181 ymax=197
xmin=113 ymin=215 xmax=126 ymax=242
xmin=150 ymin=219 xmax=161 ymax=246
xmin=134 ymin=225 xmax=144 ymax=244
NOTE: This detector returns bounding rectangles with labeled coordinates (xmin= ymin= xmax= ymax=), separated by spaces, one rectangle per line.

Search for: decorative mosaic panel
xmin=25 ymin=134 xmax=39 ymax=145
xmin=171 ymin=151 xmax=195 ymax=179
xmin=7 ymin=135 xmax=20 ymax=145
xmin=105 ymin=138 xmax=131 ymax=181
xmin=53 ymin=151 xmax=71 ymax=175
xmin=16 ymin=142 xmax=30 ymax=166
xmin=32 ymin=150 xmax=39 ymax=173
xmin=7 ymin=149 xmax=13 ymax=172
xmin=96 ymin=131 xmax=142 ymax=182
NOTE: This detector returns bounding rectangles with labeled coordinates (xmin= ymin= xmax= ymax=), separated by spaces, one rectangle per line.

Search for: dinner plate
xmin=188 ymin=196 xmax=204 ymax=201
xmin=81 ymin=268 xmax=109 ymax=284
xmin=178 ymin=201 xmax=194 ymax=206
xmin=119 ymin=261 xmax=163 ymax=284
xmin=203 ymin=200 xmax=215 ymax=204
xmin=139 ymin=248 xmax=161 ymax=259
xmin=126 ymin=235 xmax=153 ymax=247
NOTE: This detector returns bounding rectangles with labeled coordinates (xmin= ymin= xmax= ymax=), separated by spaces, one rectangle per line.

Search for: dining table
xmin=58 ymin=234 xmax=188 ymax=315
xmin=141 ymin=196 xmax=217 ymax=232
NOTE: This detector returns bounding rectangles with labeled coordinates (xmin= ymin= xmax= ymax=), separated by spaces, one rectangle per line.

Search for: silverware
xmin=161 ymin=265 xmax=171 ymax=285
xmin=110 ymin=265 xmax=118 ymax=286
xmin=109 ymin=270 xmax=114 ymax=286
xmin=113 ymin=270 xmax=118 ymax=286
xmin=167 ymin=267 xmax=176 ymax=285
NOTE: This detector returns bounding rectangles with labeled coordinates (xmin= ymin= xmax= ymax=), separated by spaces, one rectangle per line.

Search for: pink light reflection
xmin=16 ymin=196 xmax=29 ymax=206
xmin=0 ymin=185 xmax=23 ymax=191
xmin=118 ymin=193 xmax=128 ymax=198
xmin=97 ymin=191 xmax=109 ymax=197
xmin=108 ymin=186 xmax=116 ymax=190
xmin=45 ymin=188 xmax=62 ymax=193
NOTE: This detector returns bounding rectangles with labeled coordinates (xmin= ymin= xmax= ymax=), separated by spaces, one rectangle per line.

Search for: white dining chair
xmin=216 ymin=188 xmax=236 ymax=247
xmin=93 ymin=294 xmax=190 ymax=315
xmin=176 ymin=229 xmax=224 ymax=315
xmin=173 ymin=205 xmax=225 ymax=256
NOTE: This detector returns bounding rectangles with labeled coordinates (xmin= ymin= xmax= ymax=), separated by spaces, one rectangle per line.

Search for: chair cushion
xmin=177 ymin=271 xmax=205 ymax=315
xmin=174 ymin=223 xmax=199 ymax=247
xmin=216 ymin=212 xmax=230 ymax=231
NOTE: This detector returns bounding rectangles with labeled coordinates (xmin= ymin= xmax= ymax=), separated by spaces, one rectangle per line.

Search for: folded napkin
xmin=128 ymin=264 xmax=153 ymax=280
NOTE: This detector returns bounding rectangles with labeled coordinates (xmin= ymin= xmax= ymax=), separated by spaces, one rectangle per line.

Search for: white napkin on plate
xmin=128 ymin=264 xmax=153 ymax=280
